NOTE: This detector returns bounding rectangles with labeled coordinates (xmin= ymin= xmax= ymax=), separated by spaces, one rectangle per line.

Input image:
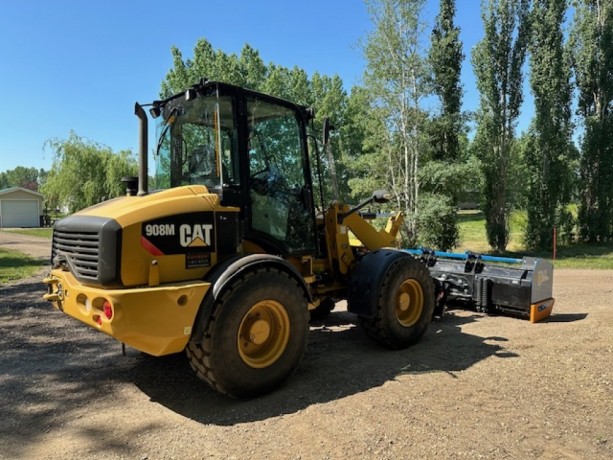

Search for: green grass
xmin=457 ymin=210 xmax=526 ymax=253
xmin=456 ymin=210 xmax=613 ymax=269
xmin=456 ymin=210 xmax=490 ymax=253
xmin=2 ymin=228 xmax=52 ymax=238
xmin=0 ymin=247 xmax=47 ymax=285
xmin=530 ymin=243 xmax=613 ymax=269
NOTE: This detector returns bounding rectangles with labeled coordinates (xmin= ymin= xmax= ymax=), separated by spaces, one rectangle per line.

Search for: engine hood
xmin=75 ymin=185 xmax=226 ymax=228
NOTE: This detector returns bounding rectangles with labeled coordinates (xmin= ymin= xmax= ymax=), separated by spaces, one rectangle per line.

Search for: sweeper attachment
xmin=405 ymin=249 xmax=555 ymax=322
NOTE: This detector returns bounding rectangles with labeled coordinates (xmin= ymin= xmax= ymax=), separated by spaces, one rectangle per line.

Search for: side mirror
xmin=372 ymin=190 xmax=391 ymax=203
xmin=322 ymin=118 xmax=335 ymax=147
xmin=323 ymin=118 xmax=330 ymax=146
xmin=338 ymin=189 xmax=392 ymax=223
xmin=185 ymin=88 xmax=197 ymax=101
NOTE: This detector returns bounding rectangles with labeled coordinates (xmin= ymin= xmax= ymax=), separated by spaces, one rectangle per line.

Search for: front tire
xmin=187 ymin=266 xmax=309 ymax=398
xmin=359 ymin=256 xmax=434 ymax=349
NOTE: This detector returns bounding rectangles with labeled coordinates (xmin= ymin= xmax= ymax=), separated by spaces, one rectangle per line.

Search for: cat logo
xmin=535 ymin=270 xmax=550 ymax=287
xmin=180 ymin=224 xmax=214 ymax=248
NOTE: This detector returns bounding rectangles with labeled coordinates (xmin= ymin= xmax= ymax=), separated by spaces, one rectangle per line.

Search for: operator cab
xmin=152 ymin=80 xmax=317 ymax=256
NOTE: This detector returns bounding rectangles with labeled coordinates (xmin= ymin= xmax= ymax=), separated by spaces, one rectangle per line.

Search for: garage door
xmin=1 ymin=200 xmax=39 ymax=227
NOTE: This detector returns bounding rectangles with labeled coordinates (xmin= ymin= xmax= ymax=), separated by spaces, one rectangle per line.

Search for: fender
xmin=189 ymin=253 xmax=312 ymax=344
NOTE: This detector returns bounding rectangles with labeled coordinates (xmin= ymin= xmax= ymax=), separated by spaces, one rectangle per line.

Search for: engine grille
xmin=52 ymin=230 xmax=100 ymax=280
xmin=51 ymin=215 xmax=121 ymax=286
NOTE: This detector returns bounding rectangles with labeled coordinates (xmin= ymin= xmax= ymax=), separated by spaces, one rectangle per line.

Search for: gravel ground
xmin=0 ymin=233 xmax=611 ymax=459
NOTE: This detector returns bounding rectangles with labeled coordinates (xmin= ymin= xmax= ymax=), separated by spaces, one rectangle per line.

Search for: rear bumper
xmin=43 ymin=270 xmax=209 ymax=356
xmin=530 ymin=298 xmax=555 ymax=323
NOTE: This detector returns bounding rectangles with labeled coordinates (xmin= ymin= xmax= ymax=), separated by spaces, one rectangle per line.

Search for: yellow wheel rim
xmin=238 ymin=300 xmax=290 ymax=369
xmin=395 ymin=279 xmax=424 ymax=327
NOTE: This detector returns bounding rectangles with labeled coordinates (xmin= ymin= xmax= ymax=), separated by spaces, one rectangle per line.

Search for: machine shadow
xmin=543 ymin=312 xmax=588 ymax=323
xmin=131 ymin=310 xmax=516 ymax=426
xmin=0 ymin=279 xmax=161 ymax=459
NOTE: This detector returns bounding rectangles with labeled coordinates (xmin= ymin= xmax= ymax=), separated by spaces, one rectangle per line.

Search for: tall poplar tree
xmin=570 ymin=0 xmax=613 ymax=242
xmin=524 ymin=0 xmax=574 ymax=249
xmin=471 ymin=0 xmax=531 ymax=251
xmin=421 ymin=0 xmax=465 ymax=250
xmin=429 ymin=0 xmax=463 ymax=163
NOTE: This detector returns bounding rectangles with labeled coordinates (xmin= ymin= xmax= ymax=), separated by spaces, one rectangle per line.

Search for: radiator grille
xmin=52 ymin=230 xmax=100 ymax=280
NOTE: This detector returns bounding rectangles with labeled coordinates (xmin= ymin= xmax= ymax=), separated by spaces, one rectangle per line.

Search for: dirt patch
xmin=0 ymin=268 xmax=611 ymax=459
xmin=0 ymin=231 xmax=51 ymax=260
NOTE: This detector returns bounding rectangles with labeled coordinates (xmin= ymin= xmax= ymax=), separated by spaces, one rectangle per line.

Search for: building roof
xmin=0 ymin=186 xmax=43 ymax=198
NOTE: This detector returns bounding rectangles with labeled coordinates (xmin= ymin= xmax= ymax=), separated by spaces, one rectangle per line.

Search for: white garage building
xmin=0 ymin=187 xmax=43 ymax=228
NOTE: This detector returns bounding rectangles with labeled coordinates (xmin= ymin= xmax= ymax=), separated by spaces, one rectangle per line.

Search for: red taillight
xmin=103 ymin=300 xmax=113 ymax=320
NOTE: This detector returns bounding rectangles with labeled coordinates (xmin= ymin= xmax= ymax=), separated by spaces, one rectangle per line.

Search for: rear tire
xmin=186 ymin=267 xmax=309 ymax=398
xmin=359 ymin=256 xmax=434 ymax=349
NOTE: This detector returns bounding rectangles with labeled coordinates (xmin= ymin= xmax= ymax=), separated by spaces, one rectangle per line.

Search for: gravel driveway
xmin=0 ymin=232 xmax=611 ymax=459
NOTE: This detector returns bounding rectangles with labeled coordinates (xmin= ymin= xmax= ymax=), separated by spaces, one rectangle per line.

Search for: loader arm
xmin=324 ymin=202 xmax=403 ymax=275
xmin=344 ymin=211 xmax=402 ymax=250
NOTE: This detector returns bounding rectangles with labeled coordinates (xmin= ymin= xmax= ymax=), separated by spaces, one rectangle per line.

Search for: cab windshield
xmin=154 ymin=94 xmax=238 ymax=191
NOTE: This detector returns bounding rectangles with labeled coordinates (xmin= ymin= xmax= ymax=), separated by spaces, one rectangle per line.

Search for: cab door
xmin=244 ymin=95 xmax=316 ymax=255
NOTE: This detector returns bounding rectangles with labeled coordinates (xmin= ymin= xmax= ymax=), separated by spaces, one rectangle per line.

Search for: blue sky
xmin=0 ymin=0 xmax=529 ymax=174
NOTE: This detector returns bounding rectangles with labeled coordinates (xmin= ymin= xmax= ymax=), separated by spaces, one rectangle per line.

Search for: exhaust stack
xmin=134 ymin=102 xmax=148 ymax=196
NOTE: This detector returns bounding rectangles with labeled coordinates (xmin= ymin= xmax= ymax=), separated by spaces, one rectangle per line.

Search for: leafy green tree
xmin=0 ymin=166 xmax=45 ymax=191
xmin=416 ymin=155 xmax=480 ymax=249
xmin=415 ymin=192 xmax=459 ymax=249
xmin=471 ymin=0 xmax=531 ymax=251
xmin=161 ymin=40 xmax=285 ymax=98
xmin=570 ymin=0 xmax=613 ymax=242
xmin=41 ymin=132 xmax=138 ymax=213
xmin=524 ymin=0 xmax=575 ymax=250
xmin=358 ymin=0 xmax=432 ymax=245
xmin=345 ymin=86 xmax=388 ymax=200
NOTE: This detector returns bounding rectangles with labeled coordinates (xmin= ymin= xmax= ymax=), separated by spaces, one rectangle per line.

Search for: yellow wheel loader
xmin=43 ymin=79 xmax=435 ymax=398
